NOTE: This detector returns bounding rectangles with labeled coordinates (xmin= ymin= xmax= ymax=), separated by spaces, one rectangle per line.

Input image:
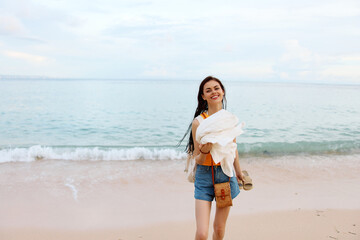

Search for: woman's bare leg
xmin=195 ymin=199 xmax=212 ymax=240
xmin=212 ymin=206 xmax=231 ymax=240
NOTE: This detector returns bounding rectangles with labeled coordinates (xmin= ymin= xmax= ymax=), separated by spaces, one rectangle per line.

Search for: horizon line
xmin=0 ymin=74 xmax=359 ymax=86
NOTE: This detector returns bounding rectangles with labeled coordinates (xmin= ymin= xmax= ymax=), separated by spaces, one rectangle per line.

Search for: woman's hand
xmin=236 ymin=171 xmax=245 ymax=185
xmin=199 ymin=143 xmax=212 ymax=154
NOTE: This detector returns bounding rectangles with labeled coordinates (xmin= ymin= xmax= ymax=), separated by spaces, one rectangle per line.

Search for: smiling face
xmin=202 ymin=80 xmax=225 ymax=105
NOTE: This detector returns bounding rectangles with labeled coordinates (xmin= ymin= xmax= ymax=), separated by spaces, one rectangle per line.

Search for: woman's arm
xmin=192 ymin=119 xmax=212 ymax=164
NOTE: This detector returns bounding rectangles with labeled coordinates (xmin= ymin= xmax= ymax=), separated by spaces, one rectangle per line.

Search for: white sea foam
xmin=0 ymin=145 xmax=187 ymax=163
xmin=65 ymin=178 xmax=78 ymax=201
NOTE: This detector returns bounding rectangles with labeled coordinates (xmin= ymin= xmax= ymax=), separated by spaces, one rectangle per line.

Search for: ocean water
xmin=0 ymin=79 xmax=360 ymax=163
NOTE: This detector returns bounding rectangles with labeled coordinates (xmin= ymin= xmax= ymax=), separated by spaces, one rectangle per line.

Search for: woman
xmin=181 ymin=76 xmax=245 ymax=240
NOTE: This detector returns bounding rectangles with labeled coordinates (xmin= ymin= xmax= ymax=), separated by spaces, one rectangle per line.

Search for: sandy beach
xmin=1 ymin=155 xmax=360 ymax=239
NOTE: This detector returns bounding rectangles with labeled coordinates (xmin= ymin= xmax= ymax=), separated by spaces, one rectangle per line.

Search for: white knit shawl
xmin=195 ymin=109 xmax=244 ymax=177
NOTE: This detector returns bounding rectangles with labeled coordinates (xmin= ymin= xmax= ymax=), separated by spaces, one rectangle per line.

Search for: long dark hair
xmin=178 ymin=76 xmax=227 ymax=154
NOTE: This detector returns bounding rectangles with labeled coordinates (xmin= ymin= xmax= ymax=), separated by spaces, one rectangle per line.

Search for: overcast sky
xmin=0 ymin=0 xmax=359 ymax=83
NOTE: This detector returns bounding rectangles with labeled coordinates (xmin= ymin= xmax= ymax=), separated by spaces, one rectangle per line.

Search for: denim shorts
xmin=194 ymin=164 xmax=240 ymax=202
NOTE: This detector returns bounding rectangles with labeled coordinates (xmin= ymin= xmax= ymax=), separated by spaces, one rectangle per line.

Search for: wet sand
xmin=1 ymin=155 xmax=359 ymax=239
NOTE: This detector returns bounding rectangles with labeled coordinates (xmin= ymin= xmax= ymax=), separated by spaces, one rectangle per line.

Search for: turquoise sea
xmin=0 ymin=79 xmax=359 ymax=163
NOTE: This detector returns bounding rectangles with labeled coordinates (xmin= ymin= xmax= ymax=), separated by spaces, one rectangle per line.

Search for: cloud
xmin=4 ymin=50 xmax=48 ymax=63
xmin=297 ymin=3 xmax=360 ymax=18
xmin=278 ymin=40 xmax=360 ymax=83
xmin=281 ymin=40 xmax=316 ymax=62
xmin=101 ymin=13 xmax=190 ymax=42
xmin=340 ymin=55 xmax=360 ymax=62
xmin=0 ymin=14 xmax=25 ymax=35
xmin=0 ymin=17 xmax=47 ymax=43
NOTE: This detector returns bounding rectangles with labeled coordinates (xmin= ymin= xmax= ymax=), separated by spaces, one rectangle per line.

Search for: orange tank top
xmin=197 ymin=112 xmax=221 ymax=166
